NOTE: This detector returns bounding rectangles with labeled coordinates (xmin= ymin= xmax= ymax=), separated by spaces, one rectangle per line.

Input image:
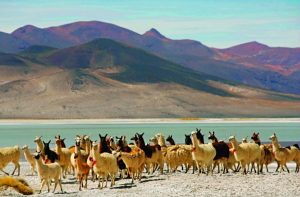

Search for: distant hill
xmin=0 ymin=38 xmax=299 ymax=118
xmin=35 ymin=38 xmax=233 ymax=96
xmin=1 ymin=21 xmax=299 ymax=95
xmin=0 ymin=32 xmax=29 ymax=53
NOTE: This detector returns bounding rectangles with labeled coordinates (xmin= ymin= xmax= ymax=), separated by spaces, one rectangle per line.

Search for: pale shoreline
xmin=0 ymin=118 xmax=299 ymax=125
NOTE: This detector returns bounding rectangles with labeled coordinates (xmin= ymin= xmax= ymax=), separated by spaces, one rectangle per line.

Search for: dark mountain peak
xmin=222 ymin=41 xmax=270 ymax=57
xmin=239 ymin=41 xmax=269 ymax=49
xmin=12 ymin=25 xmax=41 ymax=35
xmin=143 ymin=28 xmax=167 ymax=39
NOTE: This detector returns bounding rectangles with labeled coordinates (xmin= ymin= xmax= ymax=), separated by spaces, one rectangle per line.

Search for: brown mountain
xmin=0 ymin=38 xmax=300 ymax=118
xmin=0 ymin=21 xmax=299 ymax=94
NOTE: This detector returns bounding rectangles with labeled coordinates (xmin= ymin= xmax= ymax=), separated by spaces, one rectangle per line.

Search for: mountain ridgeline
xmin=1 ymin=21 xmax=300 ymax=95
xmin=1 ymin=36 xmax=300 ymax=118
xmin=26 ymin=38 xmax=232 ymax=96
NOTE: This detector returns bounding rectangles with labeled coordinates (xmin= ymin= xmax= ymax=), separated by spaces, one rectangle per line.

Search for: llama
xmin=74 ymin=139 xmax=90 ymax=191
xmin=43 ymin=140 xmax=58 ymax=163
xmin=228 ymin=136 xmax=261 ymax=174
xmin=34 ymin=152 xmax=63 ymax=193
xmin=133 ymin=133 xmax=163 ymax=174
xmin=89 ymin=142 xmax=118 ymax=189
xmin=269 ymin=133 xmax=298 ymax=173
xmin=22 ymin=145 xmax=36 ymax=175
xmin=0 ymin=146 xmax=20 ymax=176
xmin=208 ymin=131 xmax=230 ymax=173
xmin=191 ymin=131 xmax=216 ymax=175
xmin=55 ymin=136 xmax=72 ymax=178
xmin=251 ymin=132 xmax=275 ymax=173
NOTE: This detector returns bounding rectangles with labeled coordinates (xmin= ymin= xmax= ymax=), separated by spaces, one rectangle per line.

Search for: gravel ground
xmin=1 ymin=162 xmax=300 ymax=197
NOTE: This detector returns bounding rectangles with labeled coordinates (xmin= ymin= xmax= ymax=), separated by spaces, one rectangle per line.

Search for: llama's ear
xmin=99 ymin=134 xmax=102 ymax=138
xmin=141 ymin=133 xmax=144 ymax=136
xmin=213 ymin=131 xmax=215 ymax=135
xmin=48 ymin=140 xmax=51 ymax=144
xmin=105 ymin=134 xmax=108 ymax=138
xmin=209 ymin=131 xmax=211 ymax=135
xmin=257 ymin=132 xmax=259 ymax=135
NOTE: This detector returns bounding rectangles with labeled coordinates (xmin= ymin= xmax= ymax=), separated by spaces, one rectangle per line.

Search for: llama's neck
xmin=35 ymin=158 xmax=46 ymax=172
xmin=168 ymin=140 xmax=175 ymax=145
xmin=158 ymin=137 xmax=166 ymax=147
xmin=230 ymin=140 xmax=239 ymax=150
xmin=55 ymin=143 xmax=62 ymax=154
xmin=85 ymin=142 xmax=91 ymax=154
xmin=24 ymin=149 xmax=31 ymax=158
xmin=254 ymin=139 xmax=261 ymax=146
xmin=191 ymin=135 xmax=200 ymax=147
xmin=36 ymin=141 xmax=44 ymax=153
xmin=271 ymin=139 xmax=280 ymax=152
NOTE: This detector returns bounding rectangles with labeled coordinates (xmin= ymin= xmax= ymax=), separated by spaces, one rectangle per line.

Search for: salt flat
xmin=1 ymin=162 xmax=299 ymax=197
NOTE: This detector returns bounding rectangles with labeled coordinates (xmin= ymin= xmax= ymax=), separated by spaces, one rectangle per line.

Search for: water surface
xmin=0 ymin=122 xmax=299 ymax=148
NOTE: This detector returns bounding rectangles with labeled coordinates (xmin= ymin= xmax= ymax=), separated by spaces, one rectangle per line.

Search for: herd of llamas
xmin=0 ymin=129 xmax=300 ymax=195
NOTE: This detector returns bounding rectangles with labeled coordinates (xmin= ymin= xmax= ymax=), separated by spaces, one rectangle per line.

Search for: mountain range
xmin=0 ymin=21 xmax=300 ymax=118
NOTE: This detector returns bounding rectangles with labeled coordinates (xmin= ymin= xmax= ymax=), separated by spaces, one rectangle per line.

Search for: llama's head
xmin=149 ymin=137 xmax=158 ymax=145
xmin=208 ymin=131 xmax=217 ymax=142
xmin=269 ymin=133 xmax=277 ymax=141
xmin=228 ymin=136 xmax=236 ymax=143
xmin=196 ymin=128 xmax=204 ymax=144
xmin=92 ymin=141 xmax=98 ymax=151
xmin=34 ymin=136 xmax=42 ymax=143
xmin=251 ymin=132 xmax=260 ymax=142
xmin=242 ymin=137 xmax=248 ymax=143
xmin=22 ymin=145 xmax=29 ymax=150
xmin=43 ymin=140 xmax=51 ymax=150
xmin=33 ymin=151 xmax=42 ymax=160
xmin=185 ymin=134 xmax=192 ymax=145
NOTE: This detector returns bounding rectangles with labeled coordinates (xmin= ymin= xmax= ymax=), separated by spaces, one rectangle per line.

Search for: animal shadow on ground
xmin=139 ymin=178 xmax=165 ymax=183
xmin=61 ymin=179 xmax=77 ymax=184
xmin=111 ymin=182 xmax=137 ymax=189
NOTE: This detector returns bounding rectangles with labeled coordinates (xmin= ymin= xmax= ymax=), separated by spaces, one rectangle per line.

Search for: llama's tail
xmin=0 ymin=176 xmax=33 ymax=195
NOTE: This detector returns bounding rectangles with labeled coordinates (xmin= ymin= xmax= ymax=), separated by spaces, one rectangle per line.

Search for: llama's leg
xmin=46 ymin=180 xmax=50 ymax=193
xmin=39 ymin=179 xmax=46 ymax=193
xmin=0 ymin=169 xmax=9 ymax=175
xmin=79 ymin=176 xmax=82 ymax=191
xmin=58 ymin=179 xmax=63 ymax=193
xmin=52 ymin=180 xmax=58 ymax=193
xmin=160 ymin=161 xmax=164 ymax=174
xmin=97 ymin=175 xmax=101 ymax=189
xmin=223 ymin=160 xmax=228 ymax=173
xmin=212 ymin=161 xmax=217 ymax=173
xmin=131 ymin=171 xmax=134 ymax=184
xmin=85 ymin=175 xmax=88 ymax=188
xmin=11 ymin=162 xmax=20 ymax=175
xmin=284 ymin=164 xmax=290 ymax=173
xmin=256 ymin=162 xmax=260 ymax=174
xmin=275 ymin=161 xmax=280 ymax=172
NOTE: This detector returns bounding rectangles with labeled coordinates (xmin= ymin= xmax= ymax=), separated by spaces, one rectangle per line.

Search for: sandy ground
xmin=1 ymin=162 xmax=300 ymax=197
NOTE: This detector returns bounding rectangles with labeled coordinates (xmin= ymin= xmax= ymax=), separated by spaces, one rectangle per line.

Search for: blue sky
xmin=0 ymin=0 xmax=299 ymax=48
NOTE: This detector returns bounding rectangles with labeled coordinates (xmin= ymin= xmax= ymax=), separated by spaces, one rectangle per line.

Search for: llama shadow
xmin=111 ymin=182 xmax=137 ymax=189
xmin=140 ymin=178 xmax=165 ymax=183
xmin=62 ymin=179 xmax=77 ymax=184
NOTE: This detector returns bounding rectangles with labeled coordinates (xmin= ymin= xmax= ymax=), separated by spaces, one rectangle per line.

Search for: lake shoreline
xmin=0 ymin=118 xmax=299 ymax=125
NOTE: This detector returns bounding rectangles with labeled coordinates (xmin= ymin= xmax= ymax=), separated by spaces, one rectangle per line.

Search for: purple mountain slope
xmin=0 ymin=32 xmax=29 ymax=53
xmin=1 ymin=21 xmax=300 ymax=94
